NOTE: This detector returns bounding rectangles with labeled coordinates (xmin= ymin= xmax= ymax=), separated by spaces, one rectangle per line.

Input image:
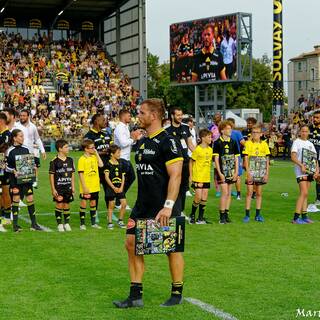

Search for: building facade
xmin=288 ymin=45 xmax=320 ymax=111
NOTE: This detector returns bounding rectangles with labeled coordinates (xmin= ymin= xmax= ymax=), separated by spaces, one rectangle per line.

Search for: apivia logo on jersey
xmin=136 ymin=163 xmax=154 ymax=175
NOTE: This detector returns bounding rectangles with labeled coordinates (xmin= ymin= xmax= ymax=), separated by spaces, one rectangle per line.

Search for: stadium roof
xmin=0 ymin=0 xmax=130 ymax=27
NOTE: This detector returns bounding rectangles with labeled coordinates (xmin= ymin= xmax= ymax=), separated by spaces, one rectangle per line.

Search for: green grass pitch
xmin=1 ymin=152 xmax=320 ymax=320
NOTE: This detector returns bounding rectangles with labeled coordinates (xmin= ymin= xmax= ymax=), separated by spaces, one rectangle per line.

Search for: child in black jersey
xmin=7 ymin=129 xmax=42 ymax=232
xmin=104 ymin=145 xmax=126 ymax=230
xmin=49 ymin=139 xmax=75 ymax=232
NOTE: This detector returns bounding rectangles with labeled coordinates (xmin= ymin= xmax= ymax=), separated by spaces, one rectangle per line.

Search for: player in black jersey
xmin=213 ymin=121 xmax=240 ymax=224
xmin=104 ymin=145 xmax=126 ymax=230
xmin=0 ymin=112 xmax=12 ymax=229
xmin=84 ymin=113 xmax=112 ymax=221
xmin=192 ymin=24 xmax=226 ymax=82
xmin=166 ymin=107 xmax=195 ymax=217
xmin=7 ymin=129 xmax=42 ymax=232
xmin=49 ymin=139 xmax=75 ymax=232
xmin=113 ymin=99 xmax=184 ymax=309
xmin=309 ymin=110 xmax=320 ymax=202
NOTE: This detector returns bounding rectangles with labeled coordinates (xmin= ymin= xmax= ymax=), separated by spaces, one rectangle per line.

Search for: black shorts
xmin=296 ymin=175 xmax=314 ymax=183
xmin=106 ymin=194 xmax=126 ymax=202
xmin=191 ymin=182 xmax=210 ymax=189
xmin=245 ymin=180 xmax=266 ymax=186
xmin=0 ymin=172 xmax=10 ymax=186
xmin=79 ymin=192 xmax=99 ymax=201
xmin=10 ymin=183 xmax=33 ymax=198
xmin=34 ymin=157 xmax=40 ymax=168
xmin=126 ymin=202 xmax=182 ymax=236
xmin=53 ymin=192 xmax=74 ymax=203
xmin=218 ymin=179 xmax=236 ymax=185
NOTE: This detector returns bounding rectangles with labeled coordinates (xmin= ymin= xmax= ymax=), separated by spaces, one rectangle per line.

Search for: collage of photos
xmin=135 ymin=218 xmax=185 ymax=255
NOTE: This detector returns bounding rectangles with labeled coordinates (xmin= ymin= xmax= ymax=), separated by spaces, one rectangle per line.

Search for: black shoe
xmin=30 ymin=224 xmax=43 ymax=231
xmin=161 ymin=295 xmax=183 ymax=307
xmin=189 ymin=218 xmax=195 ymax=224
xmin=13 ymin=225 xmax=22 ymax=232
xmin=113 ymin=297 xmax=144 ymax=308
xmin=219 ymin=218 xmax=226 ymax=224
xmin=225 ymin=213 xmax=232 ymax=223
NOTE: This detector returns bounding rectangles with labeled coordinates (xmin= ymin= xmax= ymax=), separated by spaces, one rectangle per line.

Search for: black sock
xmin=219 ymin=210 xmax=225 ymax=221
xmin=63 ymin=209 xmax=70 ymax=224
xmin=198 ymin=200 xmax=206 ymax=220
xmin=12 ymin=201 xmax=19 ymax=226
xmin=79 ymin=207 xmax=86 ymax=225
xmin=171 ymin=281 xmax=183 ymax=298
xmin=225 ymin=209 xmax=230 ymax=220
xmin=129 ymin=282 xmax=143 ymax=300
xmin=90 ymin=206 xmax=96 ymax=225
xmin=55 ymin=208 xmax=63 ymax=225
xmin=4 ymin=208 xmax=11 ymax=219
xmin=237 ymin=191 xmax=241 ymax=197
xmin=302 ymin=212 xmax=307 ymax=220
xmin=252 ymin=192 xmax=256 ymax=198
xmin=293 ymin=213 xmax=300 ymax=220
xmin=190 ymin=201 xmax=199 ymax=219
xmin=255 ymin=209 xmax=261 ymax=218
xmin=245 ymin=209 xmax=250 ymax=217
xmin=27 ymin=201 xmax=36 ymax=225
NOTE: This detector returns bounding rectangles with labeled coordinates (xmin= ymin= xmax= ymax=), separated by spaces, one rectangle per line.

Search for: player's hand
xmin=155 ymin=207 xmax=172 ymax=227
xmin=219 ymin=174 xmax=225 ymax=182
xmin=300 ymin=164 xmax=307 ymax=174
xmin=42 ymin=152 xmax=47 ymax=160
xmin=52 ymin=189 xmax=58 ymax=197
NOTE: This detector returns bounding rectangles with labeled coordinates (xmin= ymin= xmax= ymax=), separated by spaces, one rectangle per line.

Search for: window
xmin=298 ymin=81 xmax=302 ymax=90
xmin=311 ymin=68 xmax=315 ymax=81
xmin=298 ymin=62 xmax=302 ymax=72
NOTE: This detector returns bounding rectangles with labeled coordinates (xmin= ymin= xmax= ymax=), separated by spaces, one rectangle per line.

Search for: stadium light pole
xmin=272 ymin=0 xmax=284 ymax=116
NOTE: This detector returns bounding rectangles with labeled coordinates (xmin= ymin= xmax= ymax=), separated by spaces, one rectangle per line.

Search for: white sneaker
xmin=236 ymin=195 xmax=241 ymax=200
xmin=33 ymin=181 xmax=38 ymax=188
xmin=91 ymin=224 xmax=102 ymax=229
xmin=57 ymin=224 xmax=65 ymax=232
xmin=115 ymin=205 xmax=121 ymax=210
xmin=19 ymin=200 xmax=27 ymax=207
xmin=186 ymin=190 xmax=193 ymax=197
xmin=117 ymin=220 xmax=126 ymax=229
xmin=108 ymin=223 xmax=114 ymax=230
xmin=64 ymin=223 xmax=72 ymax=231
xmin=126 ymin=205 xmax=131 ymax=210
xmin=181 ymin=212 xmax=190 ymax=221
xmin=307 ymin=204 xmax=320 ymax=213
xmin=0 ymin=224 xmax=7 ymax=232
xmin=80 ymin=225 xmax=87 ymax=230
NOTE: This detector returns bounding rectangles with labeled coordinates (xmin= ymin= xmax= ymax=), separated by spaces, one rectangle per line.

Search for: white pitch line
xmin=185 ymin=297 xmax=239 ymax=320
xmin=19 ymin=215 xmax=53 ymax=232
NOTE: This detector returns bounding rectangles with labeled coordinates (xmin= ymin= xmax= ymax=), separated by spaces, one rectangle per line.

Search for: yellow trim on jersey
xmin=149 ymin=128 xmax=165 ymax=139
xmin=0 ymin=128 xmax=9 ymax=134
xmin=219 ymin=136 xmax=231 ymax=142
xmin=90 ymin=128 xmax=98 ymax=133
xmin=165 ymin=157 xmax=183 ymax=166
xmin=212 ymin=153 xmax=219 ymax=156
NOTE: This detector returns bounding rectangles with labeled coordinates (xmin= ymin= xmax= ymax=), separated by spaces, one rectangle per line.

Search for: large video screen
xmin=170 ymin=14 xmax=238 ymax=85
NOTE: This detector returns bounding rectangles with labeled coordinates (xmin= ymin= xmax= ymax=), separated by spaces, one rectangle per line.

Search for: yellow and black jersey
xmin=84 ymin=128 xmax=112 ymax=165
xmin=0 ymin=128 xmax=11 ymax=152
xmin=242 ymin=140 xmax=270 ymax=158
xmin=132 ymin=129 xmax=183 ymax=218
xmin=192 ymin=47 xmax=225 ymax=81
xmin=77 ymin=154 xmax=100 ymax=193
xmin=191 ymin=145 xmax=213 ymax=183
xmin=49 ymin=156 xmax=75 ymax=193
xmin=166 ymin=123 xmax=191 ymax=162
xmin=104 ymin=160 xmax=125 ymax=188
xmin=309 ymin=125 xmax=320 ymax=157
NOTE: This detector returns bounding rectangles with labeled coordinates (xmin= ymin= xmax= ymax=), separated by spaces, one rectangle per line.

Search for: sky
xmin=146 ymin=0 xmax=320 ymax=83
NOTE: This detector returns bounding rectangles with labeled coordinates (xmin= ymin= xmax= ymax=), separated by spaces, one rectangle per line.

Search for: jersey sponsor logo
xmin=136 ymin=163 xmax=154 ymax=175
xmin=143 ymin=149 xmax=156 ymax=155
xmin=170 ymin=139 xmax=178 ymax=154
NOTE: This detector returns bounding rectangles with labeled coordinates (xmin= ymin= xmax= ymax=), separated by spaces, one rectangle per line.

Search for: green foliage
xmin=147 ymin=51 xmax=274 ymax=119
